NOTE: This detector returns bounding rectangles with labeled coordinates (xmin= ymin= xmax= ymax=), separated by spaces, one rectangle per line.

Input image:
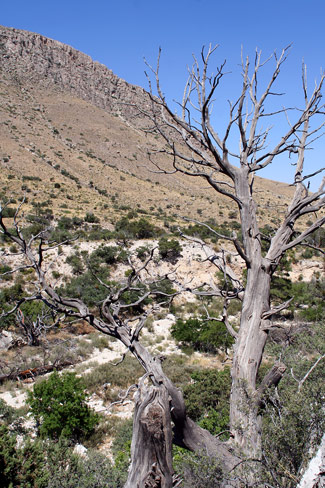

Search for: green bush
xmin=182 ymin=218 xmax=232 ymax=243
xmin=136 ymin=245 xmax=151 ymax=261
xmin=0 ymin=264 xmax=13 ymax=281
xmin=262 ymin=359 xmax=324 ymax=487
xmin=88 ymin=245 xmax=128 ymax=270
xmin=0 ymin=424 xmax=23 ymax=488
xmin=0 ymin=433 xmax=125 ymax=488
xmin=49 ymin=216 xmax=83 ymax=242
xmin=0 ymin=399 xmax=17 ymax=425
xmin=158 ymin=237 xmax=182 ymax=263
xmin=46 ymin=444 xmax=125 ymax=488
xmin=171 ymin=317 xmax=234 ymax=353
xmin=111 ymin=418 xmax=133 ymax=480
xmin=0 ymin=425 xmax=49 ymax=488
xmin=174 ymin=449 xmax=223 ymax=488
xmin=183 ymin=368 xmax=231 ymax=439
xmin=27 ymin=371 xmax=99 ymax=441
xmin=150 ymin=278 xmax=176 ymax=305
xmin=270 ymin=277 xmax=324 ymax=322
xmin=58 ymin=271 xmax=111 ymax=307
xmin=85 ymin=212 xmax=100 ymax=224
xmin=66 ymin=251 xmax=85 ymax=275
xmin=115 ymin=216 xmax=159 ymax=239
xmin=0 ymin=206 xmax=16 ymax=218
xmin=161 ymin=355 xmax=195 ymax=387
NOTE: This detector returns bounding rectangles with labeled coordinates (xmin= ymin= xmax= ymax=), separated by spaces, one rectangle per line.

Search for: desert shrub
xmin=0 ymin=282 xmax=24 ymax=303
xmin=136 ymin=245 xmax=151 ymax=261
xmin=27 ymin=371 xmax=99 ymax=441
xmin=84 ymin=212 xmax=100 ymax=224
xmin=88 ymin=332 xmax=111 ymax=351
xmin=158 ymin=237 xmax=182 ymax=263
xmin=88 ymin=244 xmax=128 ymax=271
xmin=171 ymin=317 xmax=234 ymax=353
xmin=49 ymin=227 xmax=73 ymax=242
xmin=84 ymin=356 xmax=143 ymax=393
xmin=270 ymin=277 xmax=324 ymax=322
xmin=161 ymin=355 xmax=195 ymax=387
xmin=260 ymin=317 xmax=325 ymax=486
xmin=0 ymin=206 xmax=16 ymax=218
xmin=111 ymin=418 xmax=133 ymax=480
xmin=86 ymin=226 xmax=114 ymax=241
xmin=59 ymin=216 xmax=83 ymax=229
xmin=183 ymin=218 xmax=232 ymax=243
xmin=0 ymin=264 xmax=12 ymax=281
xmin=0 ymin=426 xmax=49 ymax=488
xmin=0 ymin=424 xmax=23 ymax=488
xmin=150 ymin=278 xmax=176 ymax=305
xmin=66 ymin=251 xmax=85 ymax=275
xmin=120 ymin=283 xmax=151 ymax=313
xmin=174 ymin=449 xmax=223 ymax=488
xmin=14 ymin=438 xmax=49 ymax=488
xmin=291 ymin=278 xmax=324 ymax=322
xmin=115 ymin=216 xmax=159 ymax=239
xmin=21 ymin=221 xmax=49 ymax=240
xmin=0 ymin=434 xmax=125 ymax=488
xmin=0 ymin=399 xmax=17 ymax=425
xmin=49 ymin=216 xmax=83 ymax=242
xmin=46 ymin=444 xmax=124 ymax=488
xmin=59 ymin=271 xmax=111 ymax=307
xmin=302 ymin=227 xmax=325 ymax=254
xmin=91 ymin=244 xmax=118 ymax=264
xmin=301 ymin=247 xmax=314 ymax=259
xmin=262 ymin=359 xmax=324 ymax=487
xmin=183 ymin=368 xmax=231 ymax=439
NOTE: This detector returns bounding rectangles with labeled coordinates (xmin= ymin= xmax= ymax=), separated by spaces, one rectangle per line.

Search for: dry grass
xmin=0 ymin=79 xmax=302 ymax=230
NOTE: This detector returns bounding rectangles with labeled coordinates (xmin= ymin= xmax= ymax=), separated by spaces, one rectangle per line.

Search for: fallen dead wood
xmin=0 ymin=359 xmax=75 ymax=384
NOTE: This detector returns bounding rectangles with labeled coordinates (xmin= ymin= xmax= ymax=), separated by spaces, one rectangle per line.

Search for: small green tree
xmin=27 ymin=371 xmax=98 ymax=441
xmin=158 ymin=237 xmax=182 ymax=263
xmin=171 ymin=317 xmax=234 ymax=353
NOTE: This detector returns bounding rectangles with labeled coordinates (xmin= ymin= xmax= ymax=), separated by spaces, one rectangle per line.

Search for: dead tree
xmin=15 ymin=307 xmax=61 ymax=346
xmin=138 ymin=45 xmax=325 ymax=481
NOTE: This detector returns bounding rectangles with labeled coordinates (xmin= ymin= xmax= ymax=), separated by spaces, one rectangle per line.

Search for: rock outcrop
xmin=0 ymin=25 xmax=150 ymax=124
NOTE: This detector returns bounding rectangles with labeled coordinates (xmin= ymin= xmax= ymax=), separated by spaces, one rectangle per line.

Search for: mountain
xmin=0 ymin=25 xmax=294 ymax=226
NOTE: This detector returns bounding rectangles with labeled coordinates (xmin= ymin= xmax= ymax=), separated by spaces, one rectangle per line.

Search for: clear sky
xmin=1 ymin=0 xmax=325 ymax=190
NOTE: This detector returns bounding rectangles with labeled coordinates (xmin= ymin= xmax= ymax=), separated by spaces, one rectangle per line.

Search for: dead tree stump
xmin=124 ymin=382 xmax=173 ymax=488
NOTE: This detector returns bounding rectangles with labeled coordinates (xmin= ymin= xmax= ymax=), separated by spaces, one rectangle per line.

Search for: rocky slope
xmin=0 ymin=25 xmax=296 ymax=227
xmin=0 ymin=25 xmax=150 ymax=123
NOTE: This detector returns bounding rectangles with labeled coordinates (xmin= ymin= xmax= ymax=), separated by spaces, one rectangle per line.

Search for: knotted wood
xmin=124 ymin=383 xmax=173 ymax=488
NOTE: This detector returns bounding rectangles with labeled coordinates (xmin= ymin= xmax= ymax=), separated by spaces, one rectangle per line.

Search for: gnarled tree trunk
xmin=125 ymin=383 xmax=173 ymax=488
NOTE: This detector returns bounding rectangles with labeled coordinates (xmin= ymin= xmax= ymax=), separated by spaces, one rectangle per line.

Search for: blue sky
xmin=2 ymin=0 xmax=324 ymax=190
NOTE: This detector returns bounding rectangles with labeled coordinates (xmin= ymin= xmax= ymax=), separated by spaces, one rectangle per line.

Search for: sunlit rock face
xmin=0 ymin=25 xmax=151 ymax=125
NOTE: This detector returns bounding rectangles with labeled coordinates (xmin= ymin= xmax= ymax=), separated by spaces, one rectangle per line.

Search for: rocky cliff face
xmin=0 ymin=25 xmax=150 ymax=124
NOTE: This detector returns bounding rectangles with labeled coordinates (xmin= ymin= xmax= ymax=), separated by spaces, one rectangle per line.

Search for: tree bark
xmin=228 ymin=172 xmax=271 ymax=481
xmin=125 ymin=383 xmax=173 ymax=488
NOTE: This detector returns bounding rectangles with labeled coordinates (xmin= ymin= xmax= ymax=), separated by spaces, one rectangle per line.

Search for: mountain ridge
xmin=0 ymin=25 xmax=150 ymax=124
xmin=0 ymin=25 xmax=295 ymax=227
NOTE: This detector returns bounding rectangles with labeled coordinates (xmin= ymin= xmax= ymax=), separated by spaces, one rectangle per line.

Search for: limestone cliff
xmin=0 ymin=25 xmax=150 ymax=124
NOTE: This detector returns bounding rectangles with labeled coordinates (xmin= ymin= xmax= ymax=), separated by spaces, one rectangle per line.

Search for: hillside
xmin=0 ymin=25 xmax=296 ymax=227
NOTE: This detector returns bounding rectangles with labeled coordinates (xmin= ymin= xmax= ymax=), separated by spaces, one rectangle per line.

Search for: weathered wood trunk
xmin=230 ymin=266 xmax=270 ymax=459
xmin=228 ymin=171 xmax=271 ymax=479
xmin=124 ymin=383 xmax=173 ymax=488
